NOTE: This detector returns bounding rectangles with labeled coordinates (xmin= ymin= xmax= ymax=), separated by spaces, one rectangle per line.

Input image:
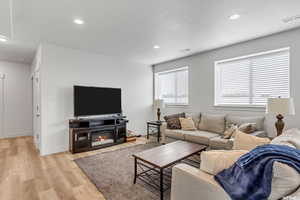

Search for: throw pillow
xmin=233 ymin=130 xmax=271 ymax=150
xmin=223 ymin=124 xmax=238 ymax=139
xmin=179 ymin=117 xmax=197 ymax=131
xmin=200 ymin=150 xmax=249 ymax=175
xmin=185 ymin=113 xmax=201 ymax=128
xmin=198 ymin=114 xmax=226 ymax=134
xmin=238 ymin=123 xmax=257 ymax=134
xmin=271 ymin=128 xmax=300 ymax=149
xmin=269 ymin=161 xmax=300 ymax=200
xmin=164 ymin=113 xmax=185 ymax=129
xmin=226 ymin=115 xmax=265 ymax=131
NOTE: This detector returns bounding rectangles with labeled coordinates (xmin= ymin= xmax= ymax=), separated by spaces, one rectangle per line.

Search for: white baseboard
xmin=40 ymin=144 xmax=68 ymax=156
xmin=0 ymin=131 xmax=33 ymax=139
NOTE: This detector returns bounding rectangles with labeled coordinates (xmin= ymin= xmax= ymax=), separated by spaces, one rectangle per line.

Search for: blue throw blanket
xmin=214 ymin=144 xmax=300 ymax=200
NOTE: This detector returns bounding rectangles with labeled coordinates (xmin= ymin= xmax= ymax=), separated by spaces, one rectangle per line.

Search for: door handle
xmin=36 ymin=113 xmax=41 ymax=117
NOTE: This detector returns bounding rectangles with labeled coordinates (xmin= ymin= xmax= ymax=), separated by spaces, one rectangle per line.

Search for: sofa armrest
xmin=160 ymin=122 xmax=167 ymax=144
xmin=171 ymin=164 xmax=230 ymax=200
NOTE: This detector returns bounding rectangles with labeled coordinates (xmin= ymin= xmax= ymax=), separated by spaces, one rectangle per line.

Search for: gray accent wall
xmin=154 ymin=28 xmax=300 ymax=138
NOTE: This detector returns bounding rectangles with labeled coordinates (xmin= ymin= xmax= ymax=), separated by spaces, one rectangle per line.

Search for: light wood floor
xmin=0 ymin=136 xmax=147 ymax=200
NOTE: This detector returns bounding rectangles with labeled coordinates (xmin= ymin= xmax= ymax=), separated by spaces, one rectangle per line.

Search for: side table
xmin=147 ymin=121 xmax=163 ymax=142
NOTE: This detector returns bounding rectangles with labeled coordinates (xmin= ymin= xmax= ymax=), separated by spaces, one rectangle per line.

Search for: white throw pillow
xmin=283 ymin=187 xmax=300 ymax=200
xmin=200 ymin=150 xmax=248 ymax=175
xmin=271 ymin=128 xmax=300 ymax=149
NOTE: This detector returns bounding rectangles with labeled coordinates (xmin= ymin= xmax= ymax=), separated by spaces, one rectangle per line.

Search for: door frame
xmin=0 ymin=73 xmax=4 ymax=138
xmin=32 ymin=70 xmax=41 ymax=150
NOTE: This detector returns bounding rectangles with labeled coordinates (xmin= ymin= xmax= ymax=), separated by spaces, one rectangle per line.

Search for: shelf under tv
xmin=69 ymin=115 xmax=128 ymax=154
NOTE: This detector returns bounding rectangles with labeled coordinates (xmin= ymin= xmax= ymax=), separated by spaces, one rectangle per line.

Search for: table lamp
xmin=266 ymin=97 xmax=295 ymax=136
xmin=154 ymin=99 xmax=165 ymax=121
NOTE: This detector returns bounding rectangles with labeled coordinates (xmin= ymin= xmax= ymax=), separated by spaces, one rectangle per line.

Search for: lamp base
xmin=157 ymin=108 xmax=161 ymax=121
xmin=275 ymin=114 xmax=285 ymax=136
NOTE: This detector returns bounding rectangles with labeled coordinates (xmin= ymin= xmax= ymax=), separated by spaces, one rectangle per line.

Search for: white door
xmin=0 ymin=73 xmax=4 ymax=138
xmin=33 ymin=71 xmax=41 ymax=149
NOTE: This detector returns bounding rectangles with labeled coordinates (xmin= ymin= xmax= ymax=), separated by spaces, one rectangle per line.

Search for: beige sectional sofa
xmin=161 ymin=113 xmax=267 ymax=150
xmin=171 ymin=162 xmax=300 ymax=200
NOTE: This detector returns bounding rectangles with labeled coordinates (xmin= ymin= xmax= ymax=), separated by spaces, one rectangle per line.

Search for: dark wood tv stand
xmin=69 ymin=115 xmax=128 ymax=153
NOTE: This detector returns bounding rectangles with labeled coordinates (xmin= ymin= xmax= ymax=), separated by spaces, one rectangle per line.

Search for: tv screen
xmin=74 ymin=86 xmax=122 ymax=117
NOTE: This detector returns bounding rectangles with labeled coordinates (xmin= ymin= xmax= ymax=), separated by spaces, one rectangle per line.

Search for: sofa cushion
xmin=198 ymin=114 xmax=226 ymax=134
xmin=210 ymin=137 xmax=234 ymax=150
xmin=226 ymin=115 xmax=265 ymax=131
xmin=184 ymin=131 xmax=219 ymax=145
xmin=200 ymin=150 xmax=249 ymax=175
xmin=233 ymin=130 xmax=271 ymax=150
xmin=164 ymin=113 xmax=185 ymax=129
xmin=165 ymin=129 xmax=185 ymax=140
xmin=179 ymin=117 xmax=197 ymax=131
xmin=269 ymin=161 xmax=300 ymax=200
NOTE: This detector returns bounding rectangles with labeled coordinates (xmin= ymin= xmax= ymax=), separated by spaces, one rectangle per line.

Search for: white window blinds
xmin=215 ymin=48 xmax=290 ymax=106
xmin=155 ymin=67 xmax=189 ymax=105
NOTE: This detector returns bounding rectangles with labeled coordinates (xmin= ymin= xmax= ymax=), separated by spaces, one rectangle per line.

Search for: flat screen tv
xmin=74 ymin=85 xmax=122 ymax=117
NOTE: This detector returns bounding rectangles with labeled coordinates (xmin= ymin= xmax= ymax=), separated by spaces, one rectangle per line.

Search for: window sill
xmin=213 ymin=104 xmax=266 ymax=112
xmin=165 ymin=104 xmax=190 ymax=108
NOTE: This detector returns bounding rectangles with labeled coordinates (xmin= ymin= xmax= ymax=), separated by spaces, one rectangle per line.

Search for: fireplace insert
xmin=69 ymin=116 xmax=128 ymax=153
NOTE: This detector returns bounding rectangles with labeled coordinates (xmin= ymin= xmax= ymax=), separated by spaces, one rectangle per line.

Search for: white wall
xmin=39 ymin=43 xmax=153 ymax=155
xmin=154 ymin=28 xmax=300 ymax=138
xmin=0 ymin=61 xmax=33 ymax=138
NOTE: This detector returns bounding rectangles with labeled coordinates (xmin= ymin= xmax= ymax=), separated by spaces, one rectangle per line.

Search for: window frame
xmin=155 ymin=66 xmax=189 ymax=106
xmin=214 ymin=47 xmax=290 ymax=108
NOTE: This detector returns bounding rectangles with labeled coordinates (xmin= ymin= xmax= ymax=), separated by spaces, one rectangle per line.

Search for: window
xmin=215 ymin=48 xmax=290 ymax=107
xmin=155 ymin=67 xmax=189 ymax=105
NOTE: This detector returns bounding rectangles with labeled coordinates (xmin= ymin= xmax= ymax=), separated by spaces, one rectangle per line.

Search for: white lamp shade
xmin=154 ymin=99 xmax=165 ymax=109
xmin=266 ymin=98 xmax=295 ymax=115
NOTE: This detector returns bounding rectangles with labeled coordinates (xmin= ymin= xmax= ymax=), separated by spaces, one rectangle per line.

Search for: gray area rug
xmin=75 ymin=143 xmax=171 ymax=200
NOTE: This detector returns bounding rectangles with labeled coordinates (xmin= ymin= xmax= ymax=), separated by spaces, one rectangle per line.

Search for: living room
xmin=0 ymin=1 xmax=300 ymax=200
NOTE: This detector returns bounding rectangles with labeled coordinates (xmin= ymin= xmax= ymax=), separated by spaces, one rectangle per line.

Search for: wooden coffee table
xmin=133 ymin=141 xmax=207 ymax=200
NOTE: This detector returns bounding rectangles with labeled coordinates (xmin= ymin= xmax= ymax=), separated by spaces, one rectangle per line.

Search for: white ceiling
xmin=1 ymin=0 xmax=300 ymax=65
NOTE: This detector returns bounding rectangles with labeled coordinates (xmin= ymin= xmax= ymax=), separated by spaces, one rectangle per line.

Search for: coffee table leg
xmin=134 ymin=157 xmax=137 ymax=184
xmin=160 ymin=168 xmax=164 ymax=200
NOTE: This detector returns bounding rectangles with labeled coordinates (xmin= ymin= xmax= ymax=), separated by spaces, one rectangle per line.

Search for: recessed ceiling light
xmin=0 ymin=35 xmax=8 ymax=42
xmin=282 ymin=15 xmax=300 ymax=23
xmin=229 ymin=14 xmax=240 ymax=20
xmin=73 ymin=19 xmax=85 ymax=25
xmin=181 ymin=48 xmax=191 ymax=52
xmin=153 ymin=45 xmax=160 ymax=49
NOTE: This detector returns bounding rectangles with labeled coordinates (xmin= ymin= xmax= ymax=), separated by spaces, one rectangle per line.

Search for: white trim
xmin=212 ymin=105 xmax=266 ymax=112
xmin=166 ymin=103 xmax=190 ymax=108
xmin=0 ymin=77 xmax=4 ymax=138
xmin=215 ymin=47 xmax=290 ymax=65
xmin=155 ymin=66 xmax=188 ymax=75
xmin=9 ymin=0 xmax=14 ymax=39
xmin=214 ymin=104 xmax=265 ymax=108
